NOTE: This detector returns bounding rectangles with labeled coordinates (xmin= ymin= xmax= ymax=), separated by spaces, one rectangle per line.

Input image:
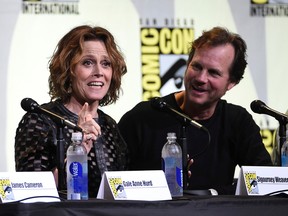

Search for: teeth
xmin=193 ymin=85 xmax=205 ymax=92
xmin=88 ymin=82 xmax=103 ymax=87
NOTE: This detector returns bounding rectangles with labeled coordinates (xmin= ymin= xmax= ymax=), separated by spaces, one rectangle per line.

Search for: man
xmin=118 ymin=26 xmax=272 ymax=195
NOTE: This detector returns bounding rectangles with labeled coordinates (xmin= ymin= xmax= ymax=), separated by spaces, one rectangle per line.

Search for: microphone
xmin=21 ymin=98 xmax=83 ymax=132
xmin=250 ymin=100 xmax=288 ymax=122
xmin=151 ymin=97 xmax=204 ymax=130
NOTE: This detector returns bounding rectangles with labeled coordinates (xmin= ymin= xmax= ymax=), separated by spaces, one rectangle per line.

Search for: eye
xmin=83 ymin=59 xmax=94 ymax=66
xmin=101 ymin=60 xmax=112 ymax=68
xmin=191 ymin=62 xmax=202 ymax=71
xmin=208 ymin=69 xmax=221 ymax=77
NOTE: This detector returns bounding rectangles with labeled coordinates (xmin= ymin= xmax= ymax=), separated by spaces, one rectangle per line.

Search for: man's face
xmin=184 ymin=44 xmax=236 ymax=108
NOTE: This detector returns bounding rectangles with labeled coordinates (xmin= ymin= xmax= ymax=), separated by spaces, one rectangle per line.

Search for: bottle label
xmin=176 ymin=166 xmax=183 ymax=188
xmin=282 ymin=156 xmax=288 ymax=167
xmin=281 ymin=143 xmax=288 ymax=167
xmin=69 ymin=162 xmax=83 ymax=177
xmin=68 ymin=161 xmax=88 ymax=199
xmin=162 ymin=157 xmax=183 ymax=197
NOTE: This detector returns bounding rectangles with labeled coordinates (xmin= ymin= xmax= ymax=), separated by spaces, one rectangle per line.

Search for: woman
xmin=15 ymin=25 xmax=128 ymax=198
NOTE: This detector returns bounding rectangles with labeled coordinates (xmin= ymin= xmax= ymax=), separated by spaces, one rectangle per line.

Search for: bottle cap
xmin=71 ymin=132 xmax=83 ymax=141
xmin=167 ymin=132 xmax=176 ymax=138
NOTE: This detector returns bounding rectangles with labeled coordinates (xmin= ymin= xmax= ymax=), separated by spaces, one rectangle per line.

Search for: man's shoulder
xmin=119 ymin=94 xmax=176 ymax=123
xmin=219 ymin=100 xmax=252 ymax=121
xmin=220 ymin=100 xmax=248 ymax=112
xmin=126 ymin=100 xmax=152 ymax=114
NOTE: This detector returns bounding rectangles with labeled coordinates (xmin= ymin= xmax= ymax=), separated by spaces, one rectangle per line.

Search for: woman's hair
xmin=187 ymin=26 xmax=247 ymax=84
xmin=48 ymin=25 xmax=127 ymax=106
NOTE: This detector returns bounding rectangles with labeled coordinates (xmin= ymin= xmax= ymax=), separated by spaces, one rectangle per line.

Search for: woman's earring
xmin=67 ymin=83 xmax=72 ymax=94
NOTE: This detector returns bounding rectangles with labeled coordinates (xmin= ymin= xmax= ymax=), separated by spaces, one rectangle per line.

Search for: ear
xmin=227 ymin=81 xmax=237 ymax=91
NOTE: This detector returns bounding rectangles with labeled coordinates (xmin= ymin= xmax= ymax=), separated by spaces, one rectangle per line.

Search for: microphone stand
xmin=178 ymin=119 xmax=212 ymax=196
xmin=56 ymin=126 xmax=65 ymax=192
xmin=278 ymin=117 xmax=288 ymax=166
xmin=179 ymin=121 xmax=188 ymax=190
xmin=55 ymin=118 xmax=82 ymax=194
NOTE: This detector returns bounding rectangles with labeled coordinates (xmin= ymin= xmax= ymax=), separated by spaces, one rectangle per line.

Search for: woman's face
xmin=71 ymin=40 xmax=112 ymax=104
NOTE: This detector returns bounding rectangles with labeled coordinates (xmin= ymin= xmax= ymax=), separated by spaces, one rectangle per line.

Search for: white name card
xmin=236 ymin=166 xmax=288 ymax=196
xmin=97 ymin=170 xmax=172 ymax=201
xmin=0 ymin=172 xmax=59 ymax=203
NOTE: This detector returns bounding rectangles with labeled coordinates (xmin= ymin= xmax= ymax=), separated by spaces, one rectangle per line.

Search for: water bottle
xmin=66 ymin=132 xmax=88 ymax=200
xmin=161 ymin=132 xmax=183 ymax=197
xmin=281 ymin=140 xmax=288 ymax=167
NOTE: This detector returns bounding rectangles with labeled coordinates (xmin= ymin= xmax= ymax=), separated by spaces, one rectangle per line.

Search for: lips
xmin=192 ymin=84 xmax=206 ymax=93
xmin=88 ymin=81 xmax=104 ymax=87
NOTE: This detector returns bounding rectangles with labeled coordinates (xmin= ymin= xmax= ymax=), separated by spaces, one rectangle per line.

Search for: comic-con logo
xmin=0 ymin=179 xmax=15 ymax=201
xmin=251 ymin=0 xmax=288 ymax=16
xmin=22 ymin=0 xmax=79 ymax=15
xmin=141 ymin=27 xmax=194 ymax=101
xmin=108 ymin=177 xmax=127 ymax=199
xmin=244 ymin=172 xmax=259 ymax=194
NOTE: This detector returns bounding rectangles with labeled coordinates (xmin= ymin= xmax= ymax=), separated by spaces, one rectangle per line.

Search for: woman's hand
xmin=78 ymin=102 xmax=101 ymax=153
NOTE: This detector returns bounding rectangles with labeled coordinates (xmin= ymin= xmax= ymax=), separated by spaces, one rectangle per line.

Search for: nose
xmin=195 ymin=70 xmax=208 ymax=83
xmin=92 ymin=63 xmax=103 ymax=77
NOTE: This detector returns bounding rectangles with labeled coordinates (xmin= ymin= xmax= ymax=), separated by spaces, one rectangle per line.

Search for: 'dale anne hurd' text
xmin=122 ymin=180 xmax=153 ymax=187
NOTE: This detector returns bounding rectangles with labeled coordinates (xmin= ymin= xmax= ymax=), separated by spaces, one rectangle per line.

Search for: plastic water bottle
xmin=161 ymin=132 xmax=183 ymax=197
xmin=66 ymin=132 xmax=88 ymax=200
xmin=281 ymin=140 xmax=288 ymax=167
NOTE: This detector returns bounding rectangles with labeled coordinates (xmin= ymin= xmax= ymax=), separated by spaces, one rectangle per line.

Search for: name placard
xmin=236 ymin=166 xmax=288 ymax=195
xmin=97 ymin=170 xmax=172 ymax=201
xmin=0 ymin=172 xmax=59 ymax=203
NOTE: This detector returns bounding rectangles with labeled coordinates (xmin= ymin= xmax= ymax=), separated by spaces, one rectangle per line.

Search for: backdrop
xmin=1 ymin=0 xmax=288 ymax=173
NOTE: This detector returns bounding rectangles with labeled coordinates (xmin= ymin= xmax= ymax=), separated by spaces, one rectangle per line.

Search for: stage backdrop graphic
xmin=1 ymin=0 xmax=288 ymax=173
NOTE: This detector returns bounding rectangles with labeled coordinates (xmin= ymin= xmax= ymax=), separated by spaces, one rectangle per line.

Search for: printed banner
xmin=2 ymin=0 xmax=288 ymax=173
xmin=97 ymin=170 xmax=172 ymax=201
xmin=236 ymin=166 xmax=288 ymax=196
xmin=0 ymin=172 xmax=59 ymax=203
